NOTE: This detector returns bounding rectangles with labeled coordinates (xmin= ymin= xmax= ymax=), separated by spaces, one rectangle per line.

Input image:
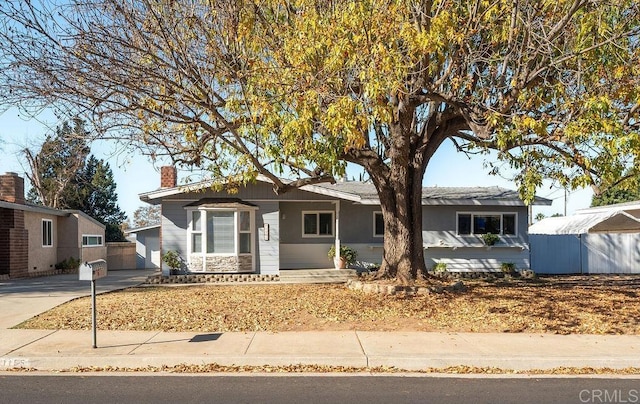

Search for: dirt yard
xmin=16 ymin=275 xmax=640 ymax=335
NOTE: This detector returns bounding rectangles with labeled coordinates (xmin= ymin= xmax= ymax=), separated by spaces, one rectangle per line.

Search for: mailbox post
xmin=79 ymin=259 xmax=107 ymax=348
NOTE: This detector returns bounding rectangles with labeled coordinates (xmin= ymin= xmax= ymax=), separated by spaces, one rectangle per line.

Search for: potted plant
xmin=481 ymin=233 xmax=500 ymax=246
xmin=162 ymin=250 xmax=182 ymax=275
xmin=328 ymin=245 xmax=357 ymax=269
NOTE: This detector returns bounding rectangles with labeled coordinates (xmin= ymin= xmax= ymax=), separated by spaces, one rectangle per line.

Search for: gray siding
xmin=255 ymin=201 xmax=279 ymax=274
xmin=158 ymin=183 xmax=534 ymax=273
xmin=161 ymin=199 xmax=280 ymax=274
xmin=161 ymin=201 xmax=188 ymax=274
xmin=425 ymin=247 xmax=530 ymax=272
xmin=421 ymin=205 xmax=529 ymax=272
xmin=279 ymin=201 xmax=336 ymax=244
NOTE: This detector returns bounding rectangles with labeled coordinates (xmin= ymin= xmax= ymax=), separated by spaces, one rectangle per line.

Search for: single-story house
xmin=0 ymin=172 xmax=106 ymax=278
xmin=529 ymin=201 xmax=640 ymax=274
xmin=125 ymin=224 xmax=161 ymax=269
xmin=139 ymin=167 xmax=551 ymax=276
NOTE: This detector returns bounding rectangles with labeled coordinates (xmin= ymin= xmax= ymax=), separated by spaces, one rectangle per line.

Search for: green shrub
xmin=433 ymin=262 xmax=447 ymax=273
xmin=501 ymin=262 xmax=516 ymax=273
xmin=162 ymin=250 xmax=182 ymax=273
xmin=55 ymin=256 xmax=80 ymax=270
xmin=481 ymin=233 xmax=500 ymax=246
xmin=327 ymin=245 xmax=357 ymax=265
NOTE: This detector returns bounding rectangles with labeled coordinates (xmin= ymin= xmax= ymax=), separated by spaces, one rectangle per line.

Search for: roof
xmin=184 ymin=198 xmax=258 ymax=209
xmin=0 ymin=200 xmax=69 ymax=216
xmin=529 ymin=211 xmax=640 ymax=235
xmin=576 ymin=200 xmax=640 ymax=215
xmin=0 ymin=201 xmax=105 ymax=228
xmin=140 ymin=176 xmax=552 ymax=207
xmin=124 ymin=223 xmax=160 ymax=235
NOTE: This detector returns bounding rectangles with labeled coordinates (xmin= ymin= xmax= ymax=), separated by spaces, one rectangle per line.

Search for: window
xmin=206 ymin=211 xmax=235 ymax=254
xmin=239 ymin=211 xmax=251 ymax=254
xmin=82 ymin=235 xmax=103 ymax=247
xmin=457 ymin=212 xmax=517 ymax=235
xmin=373 ymin=212 xmax=384 ymax=237
xmin=302 ymin=211 xmax=334 ymax=237
xmin=188 ymin=209 xmax=254 ymax=255
xmin=191 ymin=211 xmax=202 ymax=253
xmin=42 ymin=219 xmax=53 ymax=247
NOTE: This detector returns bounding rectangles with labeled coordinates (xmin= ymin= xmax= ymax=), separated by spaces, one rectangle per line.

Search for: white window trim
xmin=373 ymin=211 xmax=384 ymax=238
xmin=301 ymin=210 xmax=335 ymax=238
xmin=42 ymin=219 xmax=53 ymax=248
xmin=82 ymin=234 xmax=104 ymax=247
xmin=456 ymin=212 xmax=518 ymax=236
xmin=186 ymin=208 xmax=256 ymax=261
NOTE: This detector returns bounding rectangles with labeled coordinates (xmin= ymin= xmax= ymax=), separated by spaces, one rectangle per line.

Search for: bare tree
xmin=24 ymin=120 xmax=89 ymax=209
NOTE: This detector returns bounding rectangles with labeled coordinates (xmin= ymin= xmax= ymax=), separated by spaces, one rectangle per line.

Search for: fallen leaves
xmin=15 ymin=276 xmax=640 ymax=335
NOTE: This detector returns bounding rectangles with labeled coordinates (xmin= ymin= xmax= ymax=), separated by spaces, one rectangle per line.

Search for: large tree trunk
xmin=371 ymin=164 xmax=428 ymax=284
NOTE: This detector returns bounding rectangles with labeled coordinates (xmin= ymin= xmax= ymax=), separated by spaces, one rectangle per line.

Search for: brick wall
xmin=0 ymin=208 xmax=29 ymax=277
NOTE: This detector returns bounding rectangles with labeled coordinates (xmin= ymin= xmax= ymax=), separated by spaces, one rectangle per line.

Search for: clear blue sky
xmin=0 ymin=107 xmax=592 ymax=221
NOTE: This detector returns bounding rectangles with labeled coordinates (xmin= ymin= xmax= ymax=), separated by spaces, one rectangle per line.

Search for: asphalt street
xmin=1 ymin=374 xmax=639 ymax=404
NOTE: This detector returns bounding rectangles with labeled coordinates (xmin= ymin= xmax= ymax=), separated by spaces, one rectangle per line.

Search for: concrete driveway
xmin=0 ymin=269 xmax=156 ymax=329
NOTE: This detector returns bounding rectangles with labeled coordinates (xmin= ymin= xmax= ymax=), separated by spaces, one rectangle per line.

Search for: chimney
xmin=0 ymin=172 xmax=25 ymax=204
xmin=160 ymin=166 xmax=177 ymax=188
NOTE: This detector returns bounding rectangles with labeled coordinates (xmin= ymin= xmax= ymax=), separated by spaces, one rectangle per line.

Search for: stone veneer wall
xmin=189 ymin=254 xmax=253 ymax=273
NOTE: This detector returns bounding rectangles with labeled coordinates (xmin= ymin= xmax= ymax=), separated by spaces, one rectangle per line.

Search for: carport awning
xmin=529 ymin=211 xmax=640 ymax=235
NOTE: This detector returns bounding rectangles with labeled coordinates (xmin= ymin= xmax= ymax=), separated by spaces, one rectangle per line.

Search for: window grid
xmin=188 ymin=209 xmax=253 ymax=255
xmin=82 ymin=235 xmax=103 ymax=247
xmin=42 ymin=219 xmax=53 ymax=247
xmin=456 ymin=212 xmax=517 ymax=236
xmin=302 ymin=211 xmax=334 ymax=237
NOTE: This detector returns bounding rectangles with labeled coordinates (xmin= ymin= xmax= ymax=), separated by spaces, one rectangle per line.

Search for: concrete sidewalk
xmin=1 ymin=329 xmax=639 ymax=371
xmin=1 ymin=270 xmax=639 ymax=372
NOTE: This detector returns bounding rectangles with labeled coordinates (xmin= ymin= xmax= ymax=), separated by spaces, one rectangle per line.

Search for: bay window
xmin=188 ymin=209 xmax=254 ymax=255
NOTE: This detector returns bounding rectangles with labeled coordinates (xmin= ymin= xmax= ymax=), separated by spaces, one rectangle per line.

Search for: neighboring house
xmin=125 ymin=224 xmax=161 ymax=269
xmin=139 ymin=167 xmax=551 ymax=276
xmin=0 ymin=172 xmax=106 ymax=278
xmin=530 ymin=201 xmax=640 ymax=274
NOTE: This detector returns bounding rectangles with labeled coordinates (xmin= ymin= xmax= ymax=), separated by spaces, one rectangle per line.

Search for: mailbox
xmin=79 ymin=259 xmax=108 ymax=281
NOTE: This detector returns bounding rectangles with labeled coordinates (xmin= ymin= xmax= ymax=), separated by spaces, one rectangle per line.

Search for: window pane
xmin=303 ymin=213 xmax=317 ymax=235
xmin=192 ymin=211 xmax=201 ymax=231
xmin=503 ymin=214 xmax=516 ymax=235
xmin=239 ymin=211 xmax=250 ymax=232
xmin=42 ymin=221 xmax=52 ymax=246
xmin=192 ymin=233 xmax=202 ymax=253
xmin=458 ymin=214 xmax=471 ymax=235
xmin=374 ymin=213 xmax=384 ymax=236
xmin=474 ymin=215 xmax=501 ymax=234
xmin=239 ymin=233 xmax=251 ymax=253
xmin=318 ymin=213 xmax=333 ymax=235
xmin=206 ymin=211 xmax=234 ymax=253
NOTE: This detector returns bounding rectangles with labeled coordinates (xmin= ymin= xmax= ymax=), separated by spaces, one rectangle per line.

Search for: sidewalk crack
xmin=354 ymin=330 xmax=368 ymax=367
xmin=243 ymin=332 xmax=257 ymax=355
